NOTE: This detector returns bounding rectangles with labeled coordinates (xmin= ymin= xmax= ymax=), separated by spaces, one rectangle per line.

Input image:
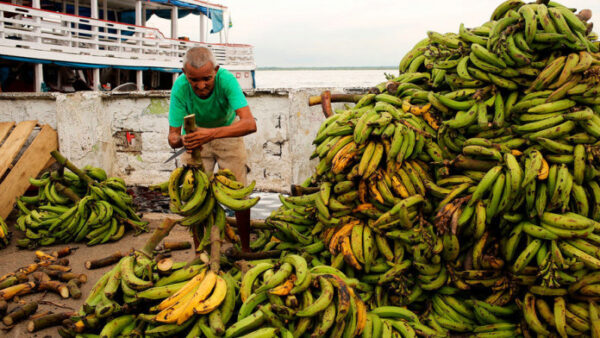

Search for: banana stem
xmin=321 ymin=90 xmax=333 ymax=118
xmin=183 ymin=115 xmax=204 ymax=168
xmin=162 ymin=241 xmax=191 ymax=251
xmin=27 ymin=312 xmax=74 ymax=332
xmin=52 ymin=246 xmax=78 ymax=258
xmin=209 ymin=223 xmax=221 ymax=272
xmin=50 ymin=151 xmax=94 ymax=185
xmin=290 ymin=185 xmax=319 ymax=196
xmin=2 ymin=301 xmax=37 ymax=325
xmin=141 ymin=218 xmax=177 ymax=257
xmin=308 ymin=93 xmax=362 ymax=106
xmin=225 ymin=217 xmax=268 ymax=229
xmin=224 ymin=247 xmax=281 ymax=260
xmin=84 ymin=251 xmax=124 ymax=270
xmin=53 ymin=182 xmax=81 ymax=203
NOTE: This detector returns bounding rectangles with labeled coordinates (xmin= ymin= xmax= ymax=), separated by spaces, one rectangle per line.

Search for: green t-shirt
xmin=168 ymin=68 xmax=248 ymax=130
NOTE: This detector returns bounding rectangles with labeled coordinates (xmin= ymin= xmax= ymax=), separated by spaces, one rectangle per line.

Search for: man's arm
xmin=182 ymin=106 xmax=257 ymax=150
xmin=168 ymin=126 xmax=183 ymax=149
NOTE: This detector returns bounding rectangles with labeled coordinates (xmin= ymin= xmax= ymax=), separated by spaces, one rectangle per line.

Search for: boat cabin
xmin=0 ymin=0 xmax=256 ymax=92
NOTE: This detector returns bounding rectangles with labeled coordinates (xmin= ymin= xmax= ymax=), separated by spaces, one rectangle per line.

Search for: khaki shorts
xmin=182 ymin=136 xmax=249 ymax=185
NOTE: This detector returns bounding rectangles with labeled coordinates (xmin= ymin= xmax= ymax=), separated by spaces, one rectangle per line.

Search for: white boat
xmin=0 ymin=0 xmax=256 ymax=92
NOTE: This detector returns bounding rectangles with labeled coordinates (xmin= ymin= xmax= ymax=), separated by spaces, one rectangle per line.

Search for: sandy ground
xmin=0 ymin=213 xmax=197 ymax=338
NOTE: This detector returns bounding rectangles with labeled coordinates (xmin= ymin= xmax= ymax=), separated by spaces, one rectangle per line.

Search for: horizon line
xmin=256 ymin=66 xmax=397 ymax=70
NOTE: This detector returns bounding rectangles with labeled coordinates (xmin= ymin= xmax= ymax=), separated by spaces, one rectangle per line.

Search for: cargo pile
xmin=58 ymin=0 xmax=600 ymax=337
xmin=15 ymin=151 xmax=148 ymax=248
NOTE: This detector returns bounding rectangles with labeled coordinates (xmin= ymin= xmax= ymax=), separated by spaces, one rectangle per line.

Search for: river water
xmin=254 ymin=69 xmax=397 ymax=89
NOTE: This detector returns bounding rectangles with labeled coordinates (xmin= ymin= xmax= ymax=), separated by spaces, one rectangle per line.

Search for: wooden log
xmin=85 ymin=251 xmax=124 ymax=270
xmin=141 ymin=218 xmax=177 ymax=257
xmin=224 ymin=247 xmax=281 ymax=260
xmin=0 ymin=282 xmax=35 ymax=300
xmin=50 ymin=151 xmax=94 ymax=185
xmin=28 ymin=312 xmax=74 ymax=332
xmin=210 ymin=223 xmax=221 ymax=273
xmin=2 ymin=301 xmax=37 ymax=326
xmin=37 ymin=280 xmax=69 ymax=298
xmin=66 ymin=279 xmax=82 ymax=299
xmin=162 ymin=240 xmax=191 ymax=251
xmin=51 ymin=246 xmax=78 ymax=258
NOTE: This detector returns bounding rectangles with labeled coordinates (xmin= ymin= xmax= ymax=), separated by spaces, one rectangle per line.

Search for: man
xmin=168 ymin=46 xmax=257 ymax=252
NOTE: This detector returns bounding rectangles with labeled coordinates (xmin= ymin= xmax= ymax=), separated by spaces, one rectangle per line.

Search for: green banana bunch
xmin=16 ymin=165 xmax=147 ymax=249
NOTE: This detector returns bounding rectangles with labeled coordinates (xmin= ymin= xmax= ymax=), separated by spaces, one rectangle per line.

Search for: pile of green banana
xmin=0 ymin=216 xmax=10 ymax=249
xmin=15 ymin=166 xmax=147 ymax=248
xmin=60 ymin=0 xmax=600 ymax=336
xmin=154 ymin=166 xmax=259 ymax=250
xmin=247 ymin=0 xmax=600 ymax=336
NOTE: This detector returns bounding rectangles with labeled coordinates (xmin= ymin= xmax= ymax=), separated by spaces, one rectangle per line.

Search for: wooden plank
xmin=0 ymin=120 xmax=37 ymax=178
xmin=0 ymin=122 xmax=15 ymax=144
xmin=0 ymin=124 xmax=57 ymax=219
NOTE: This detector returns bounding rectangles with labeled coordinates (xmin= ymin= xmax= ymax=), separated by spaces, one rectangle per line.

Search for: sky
xmin=147 ymin=0 xmax=600 ymax=68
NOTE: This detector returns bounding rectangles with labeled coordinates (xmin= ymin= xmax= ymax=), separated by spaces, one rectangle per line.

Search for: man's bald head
xmin=183 ymin=47 xmax=217 ymax=69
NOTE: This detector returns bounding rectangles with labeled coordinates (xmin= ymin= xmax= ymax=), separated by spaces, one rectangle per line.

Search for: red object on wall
xmin=126 ymin=131 xmax=135 ymax=144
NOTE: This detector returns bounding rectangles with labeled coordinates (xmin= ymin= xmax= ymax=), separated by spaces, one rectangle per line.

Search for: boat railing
xmin=0 ymin=3 xmax=254 ymax=68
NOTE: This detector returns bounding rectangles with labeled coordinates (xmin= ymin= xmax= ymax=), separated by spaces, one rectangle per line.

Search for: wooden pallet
xmin=0 ymin=121 xmax=58 ymax=219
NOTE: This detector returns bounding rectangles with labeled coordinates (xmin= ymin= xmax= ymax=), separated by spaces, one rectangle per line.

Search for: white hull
xmin=0 ymin=2 xmax=256 ymax=90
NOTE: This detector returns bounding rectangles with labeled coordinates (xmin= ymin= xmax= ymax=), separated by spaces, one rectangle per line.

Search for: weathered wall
xmin=0 ymin=89 xmax=358 ymax=193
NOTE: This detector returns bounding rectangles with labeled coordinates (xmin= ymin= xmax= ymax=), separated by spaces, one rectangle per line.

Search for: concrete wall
xmin=0 ymin=89 xmax=358 ymax=193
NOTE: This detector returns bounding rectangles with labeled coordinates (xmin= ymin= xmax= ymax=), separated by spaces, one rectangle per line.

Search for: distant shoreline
xmin=257 ymin=66 xmax=396 ymax=71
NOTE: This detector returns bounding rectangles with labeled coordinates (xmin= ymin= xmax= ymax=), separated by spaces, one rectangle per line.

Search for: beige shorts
xmin=182 ymin=136 xmax=249 ymax=185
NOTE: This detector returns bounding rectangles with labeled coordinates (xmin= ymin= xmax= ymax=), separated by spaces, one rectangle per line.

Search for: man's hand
xmin=182 ymin=127 xmax=216 ymax=152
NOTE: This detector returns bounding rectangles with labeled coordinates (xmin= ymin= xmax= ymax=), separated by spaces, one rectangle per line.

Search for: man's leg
xmin=213 ymin=137 xmax=251 ymax=252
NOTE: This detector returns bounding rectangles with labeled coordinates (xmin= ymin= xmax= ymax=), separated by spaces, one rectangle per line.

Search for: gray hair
xmin=183 ymin=47 xmax=217 ymax=68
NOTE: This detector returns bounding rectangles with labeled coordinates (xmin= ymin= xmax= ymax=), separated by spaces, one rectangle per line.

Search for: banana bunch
xmin=16 ymin=167 xmax=146 ymax=248
xmin=521 ymin=292 xmax=600 ymax=337
xmin=0 ymin=216 xmax=10 ymax=249
xmin=66 ymin=253 xmax=233 ymax=337
xmin=166 ymin=166 xmax=259 ymax=250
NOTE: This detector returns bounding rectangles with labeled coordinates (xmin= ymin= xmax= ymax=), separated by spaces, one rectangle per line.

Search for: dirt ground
xmin=0 ymin=213 xmax=198 ymax=338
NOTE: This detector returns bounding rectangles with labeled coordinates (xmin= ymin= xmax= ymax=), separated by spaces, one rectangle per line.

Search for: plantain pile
xmin=57 ymin=0 xmax=600 ymax=337
xmin=157 ymin=166 xmax=259 ymax=250
xmin=250 ymin=0 xmax=600 ymax=336
xmin=16 ymin=162 xmax=148 ymax=248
